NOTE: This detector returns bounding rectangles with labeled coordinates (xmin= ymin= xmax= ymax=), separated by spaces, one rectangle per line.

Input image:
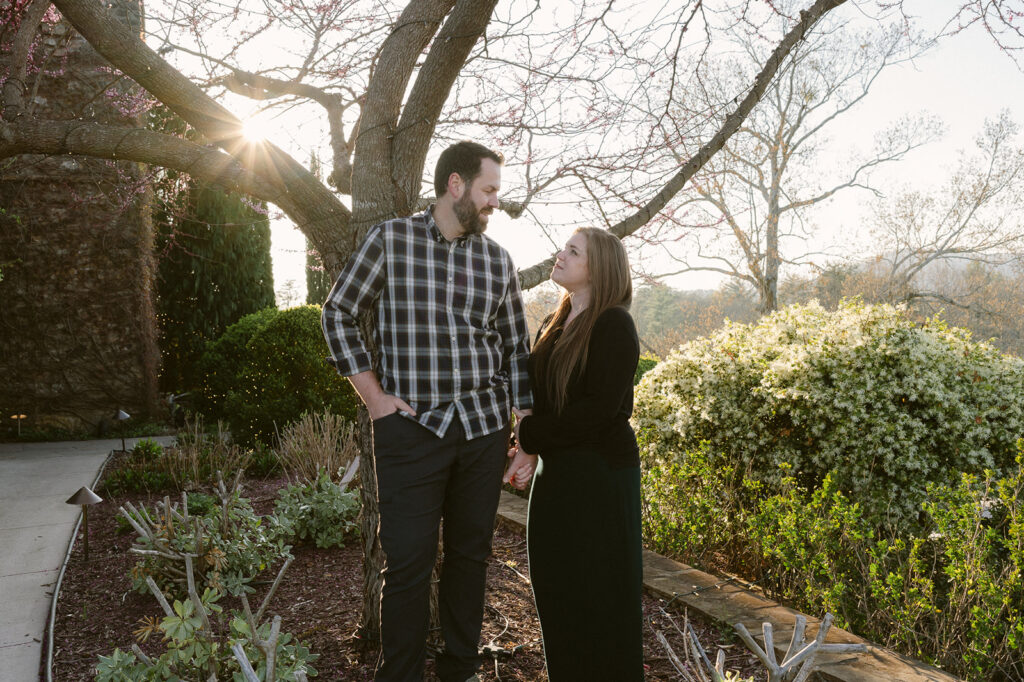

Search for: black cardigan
xmin=518 ymin=306 xmax=640 ymax=468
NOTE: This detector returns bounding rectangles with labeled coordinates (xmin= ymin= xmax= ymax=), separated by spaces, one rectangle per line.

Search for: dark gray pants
xmin=372 ymin=414 xmax=508 ymax=682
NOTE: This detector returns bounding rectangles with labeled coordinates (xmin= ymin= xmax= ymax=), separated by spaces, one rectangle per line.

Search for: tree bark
xmin=348 ymin=0 xmax=455 ymax=238
xmin=392 ymin=0 xmax=500 ymax=211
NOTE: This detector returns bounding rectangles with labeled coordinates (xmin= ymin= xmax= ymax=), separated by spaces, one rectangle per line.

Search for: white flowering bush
xmin=635 ymin=300 xmax=1024 ymax=529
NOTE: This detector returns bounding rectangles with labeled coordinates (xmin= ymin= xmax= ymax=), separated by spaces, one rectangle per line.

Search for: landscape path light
xmin=10 ymin=413 xmax=26 ymax=436
xmin=116 ymin=409 xmax=130 ymax=451
xmin=65 ymin=486 xmax=102 ymax=561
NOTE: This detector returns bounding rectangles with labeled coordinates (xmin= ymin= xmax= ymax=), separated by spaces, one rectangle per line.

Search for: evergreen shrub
xmin=194 ymin=306 xmax=280 ymax=420
xmin=635 ymin=299 xmax=1024 ymax=530
xmin=155 ymin=184 xmax=276 ymax=393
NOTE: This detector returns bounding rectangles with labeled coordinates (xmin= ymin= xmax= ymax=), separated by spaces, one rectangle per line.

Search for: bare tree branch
xmin=521 ymin=0 xmax=849 ymax=289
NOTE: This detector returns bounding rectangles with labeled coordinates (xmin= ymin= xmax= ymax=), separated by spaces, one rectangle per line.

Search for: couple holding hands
xmin=322 ymin=141 xmax=644 ymax=681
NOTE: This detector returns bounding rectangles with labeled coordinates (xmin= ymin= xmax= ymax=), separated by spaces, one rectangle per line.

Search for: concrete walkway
xmin=0 ymin=437 xmax=172 ymax=682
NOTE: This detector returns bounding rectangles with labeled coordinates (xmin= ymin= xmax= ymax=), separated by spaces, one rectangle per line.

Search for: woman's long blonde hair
xmin=533 ymin=227 xmax=632 ymax=415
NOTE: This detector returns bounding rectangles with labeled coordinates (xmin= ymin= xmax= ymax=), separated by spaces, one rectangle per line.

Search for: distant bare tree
xmin=633 ymin=6 xmax=939 ymax=313
xmin=866 ymin=112 xmax=1024 ymax=309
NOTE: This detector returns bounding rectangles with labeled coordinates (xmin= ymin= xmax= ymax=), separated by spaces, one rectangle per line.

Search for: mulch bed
xmin=49 ymin=457 xmax=766 ymax=681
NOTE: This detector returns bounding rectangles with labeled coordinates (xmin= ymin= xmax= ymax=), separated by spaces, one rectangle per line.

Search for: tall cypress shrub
xmin=155 ymin=184 xmax=275 ymax=392
xmin=305 ymin=238 xmax=332 ymax=305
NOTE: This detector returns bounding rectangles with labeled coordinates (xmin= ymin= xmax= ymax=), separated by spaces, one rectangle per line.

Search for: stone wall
xmin=0 ymin=3 xmax=160 ymax=432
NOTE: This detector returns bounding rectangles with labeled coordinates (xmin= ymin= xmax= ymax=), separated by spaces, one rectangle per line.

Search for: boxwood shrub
xmin=197 ymin=305 xmax=358 ymax=446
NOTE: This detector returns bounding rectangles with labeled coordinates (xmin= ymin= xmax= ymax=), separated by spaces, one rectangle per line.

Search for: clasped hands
xmin=503 ymin=407 xmax=537 ymax=490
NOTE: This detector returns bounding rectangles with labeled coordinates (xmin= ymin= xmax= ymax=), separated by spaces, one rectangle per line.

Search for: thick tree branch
xmin=49 ymin=0 xmax=342 ymax=220
xmin=2 ymin=0 xmax=52 ymax=120
xmin=393 ymin=0 xmax=499 ymax=212
xmin=215 ymin=68 xmax=358 ymax=193
xmin=0 ymin=118 xmax=284 ymax=203
xmin=350 ymin=0 xmax=455 ymax=231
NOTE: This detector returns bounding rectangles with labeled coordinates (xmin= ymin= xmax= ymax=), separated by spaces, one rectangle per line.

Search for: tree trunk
xmin=345 ymin=0 xmax=500 ymax=647
xmin=356 ymin=407 xmax=384 ymax=643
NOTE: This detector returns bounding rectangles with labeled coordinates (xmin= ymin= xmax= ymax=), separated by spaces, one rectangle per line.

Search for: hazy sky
xmin=268 ymin=0 xmax=1024 ymax=305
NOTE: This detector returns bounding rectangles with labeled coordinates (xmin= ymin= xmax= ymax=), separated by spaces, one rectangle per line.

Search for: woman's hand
xmin=504 ymin=445 xmax=537 ymax=490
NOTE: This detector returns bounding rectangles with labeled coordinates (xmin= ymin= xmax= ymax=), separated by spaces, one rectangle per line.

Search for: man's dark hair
xmin=434 ymin=141 xmax=504 ymax=198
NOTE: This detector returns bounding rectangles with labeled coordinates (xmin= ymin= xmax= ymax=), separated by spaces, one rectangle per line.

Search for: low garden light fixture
xmin=115 ymin=409 xmax=130 ymax=451
xmin=65 ymin=486 xmax=102 ymax=561
xmin=10 ymin=413 xmax=26 ymax=437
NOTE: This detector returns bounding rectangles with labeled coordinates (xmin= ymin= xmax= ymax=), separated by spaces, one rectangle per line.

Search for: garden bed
xmin=49 ymin=462 xmax=766 ymax=680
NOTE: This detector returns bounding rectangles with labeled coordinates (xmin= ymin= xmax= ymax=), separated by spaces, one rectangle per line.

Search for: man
xmin=322 ymin=141 xmax=535 ymax=682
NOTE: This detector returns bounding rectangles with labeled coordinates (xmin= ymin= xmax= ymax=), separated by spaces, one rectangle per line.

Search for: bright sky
xmin=266 ymin=0 xmax=1024 ymax=305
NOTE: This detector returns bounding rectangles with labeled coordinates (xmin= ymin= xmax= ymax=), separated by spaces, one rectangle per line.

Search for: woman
xmin=510 ymin=227 xmax=644 ymax=680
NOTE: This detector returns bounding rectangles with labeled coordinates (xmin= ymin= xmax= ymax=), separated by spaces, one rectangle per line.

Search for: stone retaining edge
xmin=496 ymin=491 xmax=961 ymax=682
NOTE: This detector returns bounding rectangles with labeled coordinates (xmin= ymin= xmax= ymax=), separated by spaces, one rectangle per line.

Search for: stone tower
xmin=0 ymin=1 xmax=160 ymax=433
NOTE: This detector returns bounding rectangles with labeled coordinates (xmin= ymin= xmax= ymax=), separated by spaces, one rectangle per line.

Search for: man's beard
xmin=453 ymin=190 xmax=489 ymax=235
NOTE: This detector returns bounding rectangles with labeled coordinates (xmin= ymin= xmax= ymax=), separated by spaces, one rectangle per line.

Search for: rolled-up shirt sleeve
xmin=497 ymin=264 xmax=534 ymax=410
xmin=321 ymin=225 xmax=386 ymax=377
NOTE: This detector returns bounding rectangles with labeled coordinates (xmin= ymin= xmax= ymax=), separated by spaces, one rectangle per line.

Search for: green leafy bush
xmin=272 ymin=470 xmax=360 ymax=549
xmin=102 ymin=468 xmax=174 ymax=496
xmin=101 ymin=419 xmax=251 ymax=494
xmin=641 ymin=442 xmax=752 ymax=568
xmin=641 ymin=443 xmax=1024 ymax=680
xmin=101 ymin=439 xmax=174 ymax=495
xmin=131 ymin=438 xmax=164 ymax=461
xmin=634 ymin=352 xmax=658 ymax=385
xmin=635 ymin=299 xmax=1024 ymax=530
xmin=198 ymin=305 xmax=358 ymax=447
xmin=185 ymin=491 xmax=218 ymax=517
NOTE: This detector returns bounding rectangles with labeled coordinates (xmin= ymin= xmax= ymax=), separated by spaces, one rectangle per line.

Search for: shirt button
xmin=448 ymin=276 xmax=453 ymax=282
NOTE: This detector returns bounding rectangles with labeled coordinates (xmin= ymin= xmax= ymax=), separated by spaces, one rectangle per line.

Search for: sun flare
xmin=241 ymin=117 xmax=272 ymax=143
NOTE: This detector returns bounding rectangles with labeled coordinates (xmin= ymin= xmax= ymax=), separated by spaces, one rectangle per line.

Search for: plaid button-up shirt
xmin=322 ymin=207 xmax=533 ymax=439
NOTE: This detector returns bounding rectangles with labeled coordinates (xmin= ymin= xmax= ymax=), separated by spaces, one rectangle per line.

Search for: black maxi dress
xmin=517 ymin=306 xmax=644 ymax=681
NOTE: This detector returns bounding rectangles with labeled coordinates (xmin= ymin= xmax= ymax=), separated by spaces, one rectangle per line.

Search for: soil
xmin=49 ymin=459 xmax=767 ymax=681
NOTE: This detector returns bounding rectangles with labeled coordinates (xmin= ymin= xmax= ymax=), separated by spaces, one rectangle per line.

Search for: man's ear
xmin=447 ymin=172 xmax=463 ymax=198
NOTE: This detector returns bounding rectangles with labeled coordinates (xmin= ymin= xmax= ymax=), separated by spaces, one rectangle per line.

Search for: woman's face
xmin=551 ymin=232 xmax=590 ymax=293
